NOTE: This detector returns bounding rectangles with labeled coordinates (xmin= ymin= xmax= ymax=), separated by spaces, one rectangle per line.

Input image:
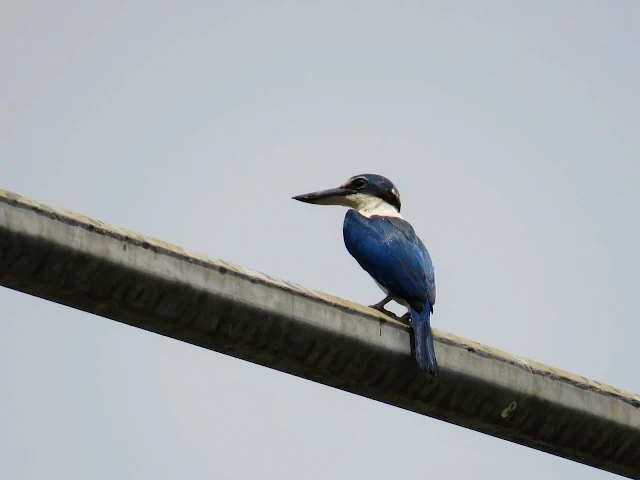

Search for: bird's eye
xmin=351 ymin=178 xmax=368 ymax=190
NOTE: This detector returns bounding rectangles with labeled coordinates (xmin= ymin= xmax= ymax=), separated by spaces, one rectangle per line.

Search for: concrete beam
xmin=0 ymin=188 xmax=639 ymax=479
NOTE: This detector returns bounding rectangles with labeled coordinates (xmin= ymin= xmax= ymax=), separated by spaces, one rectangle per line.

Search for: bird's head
xmin=292 ymin=174 xmax=402 ymax=216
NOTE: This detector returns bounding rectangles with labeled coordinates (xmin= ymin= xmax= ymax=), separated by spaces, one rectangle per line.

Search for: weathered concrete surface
xmin=0 ymin=188 xmax=638 ymax=479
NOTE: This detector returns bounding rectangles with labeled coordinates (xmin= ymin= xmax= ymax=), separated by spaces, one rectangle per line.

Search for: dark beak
xmin=292 ymin=186 xmax=354 ymax=205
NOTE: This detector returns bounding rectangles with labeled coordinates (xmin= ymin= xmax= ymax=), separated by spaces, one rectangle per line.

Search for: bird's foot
xmin=369 ymin=295 xmax=392 ymax=311
xmin=396 ymin=312 xmax=412 ymax=326
xmin=369 ymin=303 xmax=398 ymax=319
xmin=369 ymin=303 xmax=390 ymax=313
xmin=369 ymin=305 xmax=412 ymax=326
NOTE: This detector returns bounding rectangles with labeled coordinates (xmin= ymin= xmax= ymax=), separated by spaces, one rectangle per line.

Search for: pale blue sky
xmin=1 ymin=2 xmax=639 ymax=479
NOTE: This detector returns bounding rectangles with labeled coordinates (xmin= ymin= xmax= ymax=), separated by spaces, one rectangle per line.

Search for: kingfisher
xmin=293 ymin=174 xmax=439 ymax=376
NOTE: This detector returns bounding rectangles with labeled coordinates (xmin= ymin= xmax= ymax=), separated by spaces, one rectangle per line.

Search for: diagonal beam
xmin=0 ymin=188 xmax=638 ymax=478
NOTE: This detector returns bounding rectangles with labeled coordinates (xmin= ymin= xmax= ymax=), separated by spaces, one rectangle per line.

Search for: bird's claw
xmin=369 ymin=303 xmax=390 ymax=314
xmin=397 ymin=312 xmax=412 ymax=326
xmin=369 ymin=295 xmax=392 ymax=311
xmin=369 ymin=305 xmax=412 ymax=326
xmin=369 ymin=304 xmax=398 ymax=317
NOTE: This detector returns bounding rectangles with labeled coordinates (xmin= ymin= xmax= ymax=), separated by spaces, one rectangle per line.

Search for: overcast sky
xmin=2 ymin=2 xmax=639 ymax=479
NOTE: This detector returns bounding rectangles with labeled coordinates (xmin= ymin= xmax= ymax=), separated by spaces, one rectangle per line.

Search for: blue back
xmin=343 ymin=210 xmax=436 ymax=312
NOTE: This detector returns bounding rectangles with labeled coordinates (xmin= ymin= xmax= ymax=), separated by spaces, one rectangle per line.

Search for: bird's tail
xmin=410 ymin=305 xmax=439 ymax=376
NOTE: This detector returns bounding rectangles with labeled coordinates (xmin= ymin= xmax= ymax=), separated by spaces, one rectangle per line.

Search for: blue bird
xmin=293 ymin=174 xmax=439 ymax=376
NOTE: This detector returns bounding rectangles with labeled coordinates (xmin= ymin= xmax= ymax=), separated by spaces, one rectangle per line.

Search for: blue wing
xmin=343 ymin=210 xmax=436 ymax=312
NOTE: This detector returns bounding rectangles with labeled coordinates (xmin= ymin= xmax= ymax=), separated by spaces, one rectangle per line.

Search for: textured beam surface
xmin=1 ymin=188 xmax=639 ymax=479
